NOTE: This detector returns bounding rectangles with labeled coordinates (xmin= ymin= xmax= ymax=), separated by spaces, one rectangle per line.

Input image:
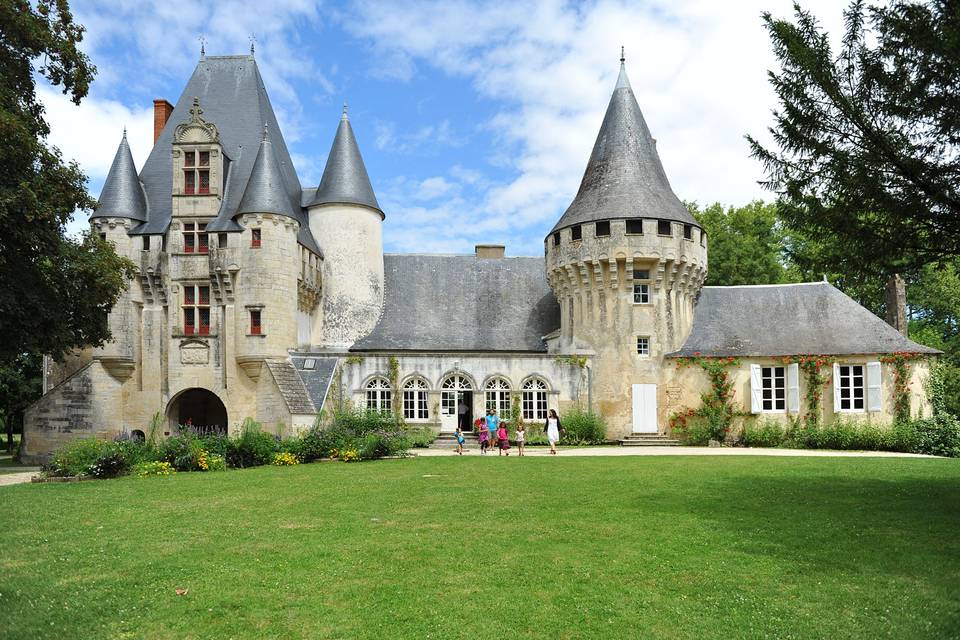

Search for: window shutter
xmin=867 ymin=361 xmax=882 ymax=412
xmin=832 ymin=362 xmax=842 ymax=412
xmin=750 ymin=364 xmax=762 ymax=414
xmin=787 ymin=363 xmax=800 ymax=414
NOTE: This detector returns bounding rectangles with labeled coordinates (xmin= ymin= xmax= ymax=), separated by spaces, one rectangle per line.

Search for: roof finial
xmin=199 ymin=35 xmax=206 ymax=58
xmin=249 ymin=34 xmax=256 ymax=56
xmin=620 ymin=45 xmax=625 ymax=64
xmin=122 ymin=125 xmax=127 ymax=139
xmin=342 ymin=101 xmax=349 ymax=120
xmin=262 ymin=122 xmax=268 ymax=141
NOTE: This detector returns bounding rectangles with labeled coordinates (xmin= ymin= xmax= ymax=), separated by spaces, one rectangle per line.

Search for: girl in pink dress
xmin=477 ymin=420 xmax=490 ymax=454
xmin=497 ymin=423 xmax=510 ymax=456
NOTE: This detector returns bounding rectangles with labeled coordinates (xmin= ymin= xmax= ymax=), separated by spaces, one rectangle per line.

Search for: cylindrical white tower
xmin=307 ymin=106 xmax=384 ymax=348
xmin=545 ymin=57 xmax=707 ymax=438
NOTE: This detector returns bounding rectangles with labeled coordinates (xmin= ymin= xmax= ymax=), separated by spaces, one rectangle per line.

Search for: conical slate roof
xmin=549 ymin=60 xmax=698 ymax=235
xmin=307 ymin=107 xmax=381 ymax=214
xmin=237 ymin=128 xmax=298 ymax=219
xmin=93 ymin=131 xmax=147 ymax=221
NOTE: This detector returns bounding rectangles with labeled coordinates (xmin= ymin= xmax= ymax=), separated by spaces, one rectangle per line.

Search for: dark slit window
xmin=595 ymin=221 xmax=610 ymax=237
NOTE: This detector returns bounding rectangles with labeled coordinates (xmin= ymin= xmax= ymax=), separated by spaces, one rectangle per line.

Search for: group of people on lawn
xmin=453 ymin=403 xmax=563 ymax=456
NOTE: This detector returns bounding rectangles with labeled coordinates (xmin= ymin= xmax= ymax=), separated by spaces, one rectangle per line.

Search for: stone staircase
xmin=619 ymin=433 xmax=680 ymax=447
xmin=429 ymin=432 xmax=479 ymax=450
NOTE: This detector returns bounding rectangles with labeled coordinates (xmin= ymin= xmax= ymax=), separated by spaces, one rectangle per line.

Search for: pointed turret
xmin=549 ymin=56 xmax=697 ymax=234
xmin=237 ymin=126 xmax=298 ymax=219
xmin=94 ymin=131 xmax=147 ymax=221
xmin=308 ymin=105 xmax=381 ymax=215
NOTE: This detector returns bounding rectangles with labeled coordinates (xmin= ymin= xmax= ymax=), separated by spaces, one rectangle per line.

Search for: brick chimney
xmin=153 ymin=99 xmax=174 ymax=143
xmin=475 ymin=244 xmax=505 ymax=259
xmin=884 ymin=273 xmax=908 ymax=336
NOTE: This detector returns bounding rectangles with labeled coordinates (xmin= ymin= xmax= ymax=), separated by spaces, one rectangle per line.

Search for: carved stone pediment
xmin=174 ymin=97 xmax=220 ymax=144
xmin=180 ymin=339 xmax=210 ymax=365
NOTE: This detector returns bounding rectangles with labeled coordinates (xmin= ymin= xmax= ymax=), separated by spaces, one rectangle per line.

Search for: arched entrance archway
xmin=167 ymin=388 xmax=228 ymax=436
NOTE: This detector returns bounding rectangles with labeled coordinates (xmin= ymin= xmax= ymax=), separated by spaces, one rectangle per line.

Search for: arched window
xmin=522 ymin=378 xmax=548 ymax=421
xmin=131 ymin=429 xmax=146 ymax=443
xmin=440 ymin=374 xmax=472 ymax=419
xmin=365 ymin=377 xmax=391 ymax=412
xmin=484 ymin=377 xmax=511 ymax=417
xmin=403 ymin=378 xmax=429 ymax=420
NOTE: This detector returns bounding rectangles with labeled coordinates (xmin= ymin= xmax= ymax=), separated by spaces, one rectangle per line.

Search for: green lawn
xmin=2 ymin=457 xmax=959 ymax=639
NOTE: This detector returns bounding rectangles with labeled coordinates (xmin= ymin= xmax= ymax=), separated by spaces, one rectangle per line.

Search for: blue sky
xmin=43 ymin=0 xmax=845 ymax=256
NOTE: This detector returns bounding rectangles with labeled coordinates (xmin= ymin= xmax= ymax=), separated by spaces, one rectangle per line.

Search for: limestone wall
xmin=338 ymin=353 xmax=583 ymax=431
xmin=308 ymin=203 xmax=383 ymax=347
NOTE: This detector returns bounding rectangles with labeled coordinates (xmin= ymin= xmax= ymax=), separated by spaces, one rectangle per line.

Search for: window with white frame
xmin=365 ymin=377 xmax=391 ymax=412
xmin=636 ymin=336 xmax=650 ymax=357
xmin=521 ymin=378 xmax=548 ymax=421
xmin=633 ymin=275 xmax=650 ymax=304
xmin=402 ymin=378 xmax=429 ymax=420
xmin=761 ymin=366 xmax=786 ymax=412
xmin=484 ymin=377 xmax=511 ymax=416
xmin=440 ymin=374 xmax=472 ymax=418
xmin=837 ymin=364 xmax=865 ymax=411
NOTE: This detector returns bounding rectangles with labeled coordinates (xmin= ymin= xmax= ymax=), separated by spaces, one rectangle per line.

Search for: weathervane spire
xmin=199 ymin=35 xmax=206 ymax=58
xmin=620 ymin=45 xmax=625 ymax=64
xmin=250 ymin=34 xmax=256 ymax=56
xmin=342 ymin=101 xmax=349 ymax=119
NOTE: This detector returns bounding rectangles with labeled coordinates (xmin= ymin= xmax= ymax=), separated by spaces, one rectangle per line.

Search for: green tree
xmin=0 ymin=0 xmax=136 ymax=365
xmin=905 ymin=262 xmax=960 ymax=416
xmin=749 ymin=1 xmax=960 ymax=274
xmin=0 ymin=354 xmax=42 ymax=453
xmin=688 ymin=201 xmax=797 ymax=286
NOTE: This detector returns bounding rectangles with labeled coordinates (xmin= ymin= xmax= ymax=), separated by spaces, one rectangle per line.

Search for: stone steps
xmin=429 ymin=432 xmax=479 ymax=450
xmin=619 ymin=434 xmax=681 ymax=447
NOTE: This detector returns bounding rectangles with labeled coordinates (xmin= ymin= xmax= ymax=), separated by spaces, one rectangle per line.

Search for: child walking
xmin=515 ymin=423 xmax=525 ymax=456
xmin=497 ymin=422 xmax=510 ymax=456
xmin=478 ymin=419 xmax=490 ymax=454
xmin=455 ymin=425 xmax=466 ymax=455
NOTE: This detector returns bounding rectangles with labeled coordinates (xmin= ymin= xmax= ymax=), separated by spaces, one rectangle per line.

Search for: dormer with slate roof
xmin=171 ymin=97 xmax=225 ymax=220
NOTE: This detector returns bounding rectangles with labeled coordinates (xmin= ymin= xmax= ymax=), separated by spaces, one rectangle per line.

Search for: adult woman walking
xmin=544 ymin=409 xmax=562 ymax=455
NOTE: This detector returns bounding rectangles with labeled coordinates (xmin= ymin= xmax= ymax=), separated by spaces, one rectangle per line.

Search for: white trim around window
xmin=636 ymin=336 xmax=650 ymax=357
xmin=833 ymin=363 xmax=866 ymax=413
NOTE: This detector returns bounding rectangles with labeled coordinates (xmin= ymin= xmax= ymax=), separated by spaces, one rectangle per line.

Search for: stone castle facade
xmin=21 ymin=53 xmax=937 ymax=461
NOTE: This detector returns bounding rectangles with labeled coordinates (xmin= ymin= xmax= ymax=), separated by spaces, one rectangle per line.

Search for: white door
xmin=632 ymin=384 xmax=658 ymax=433
xmin=440 ymin=375 xmax=472 ymax=433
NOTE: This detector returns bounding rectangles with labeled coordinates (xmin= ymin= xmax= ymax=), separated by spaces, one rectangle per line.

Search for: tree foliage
xmin=0 ymin=0 xmax=136 ymax=364
xmin=749 ymin=0 xmax=960 ymax=274
xmin=688 ymin=201 xmax=797 ymax=286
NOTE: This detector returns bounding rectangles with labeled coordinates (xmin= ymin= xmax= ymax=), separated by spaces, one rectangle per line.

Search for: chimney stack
xmin=153 ymin=99 xmax=174 ymax=144
xmin=475 ymin=244 xmax=505 ymax=259
xmin=884 ymin=273 xmax=908 ymax=336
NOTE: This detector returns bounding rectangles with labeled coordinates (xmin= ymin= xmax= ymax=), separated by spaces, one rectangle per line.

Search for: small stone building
xmin=21 ymin=52 xmax=937 ymax=461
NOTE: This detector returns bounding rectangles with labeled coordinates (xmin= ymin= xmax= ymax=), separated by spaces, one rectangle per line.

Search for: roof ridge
xmin=703 ymin=282 xmax=828 ymax=289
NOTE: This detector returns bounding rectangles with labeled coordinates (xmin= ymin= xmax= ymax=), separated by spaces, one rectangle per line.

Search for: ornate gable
xmin=174 ymin=97 xmax=220 ymax=144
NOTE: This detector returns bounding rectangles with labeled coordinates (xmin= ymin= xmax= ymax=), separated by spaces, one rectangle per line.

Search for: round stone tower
xmin=307 ymin=105 xmax=384 ymax=348
xmin=545 ymin=55 xmax=707 ymax=438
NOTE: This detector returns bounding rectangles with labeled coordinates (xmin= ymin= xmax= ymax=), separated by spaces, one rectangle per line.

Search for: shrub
xmin=741 ymin=420 xmax=787 ymax=448
xmin=206 ymin=454 xmax=227 ymax=471
xmin=331 ymin=408 xmax=405 ymax=434
xmin=680 ymin=418 xmax=714 ymax=446
xmin=272 ymin=452 xmax=299 ymax=466
xmin=559 ymin=408 xmax=607 ymax=444
xmin=87 ymin=448 xmax=131 ymax=478
xmin=226 ymin=419 xmax=278 ymax=468
xmin=910 ymin=414 xmax=960 ymax=457
xmin=199 ymin=434 xmax=230 ymax=458
xmin=48 ymin=438 xmax=112 ymax=477
xmin=405 ymin=426 xmax=436 ymax=448
xmin=358 ymin=430 xmax=409 ymax=460
xmin=158 ymin=433 xmax=208 ymax=471
xmin=340 ymin=448 xmax=360 ymax=462
xmin=133 ymin=461 xmax=175 ymax=477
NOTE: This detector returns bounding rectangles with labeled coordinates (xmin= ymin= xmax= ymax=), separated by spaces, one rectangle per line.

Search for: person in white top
xmin=544 ymin=409 xmax=562 ymax=455
xmin=515 ymin=423 xmax=526 ymax=456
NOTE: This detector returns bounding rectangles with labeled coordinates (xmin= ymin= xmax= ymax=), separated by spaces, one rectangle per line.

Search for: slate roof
xmin=306 ymin=108 xmax=382 ymax=214
xmin=237 ymin=128 xmax=299 ymax=220
xmin=130 ymin=55 xmax=321 ymax=255
xmin=290 ymin=356 xmax=339 ymax=412
xmin=264 ymin=360 xmax=315 ymax=414
xmin=670 ymin=282 xmax=940 ymax=358
xmin=549 ymin=61 xmax=699 ymax=235
xmin=94 ymin=132 xmax=147 ymax=221
xmin=351 ymin=254 xmax=560 ymax=352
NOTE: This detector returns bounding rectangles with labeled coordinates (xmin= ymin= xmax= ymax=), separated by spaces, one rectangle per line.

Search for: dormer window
xmin=183 ymin=150 xmax=210 ymax=195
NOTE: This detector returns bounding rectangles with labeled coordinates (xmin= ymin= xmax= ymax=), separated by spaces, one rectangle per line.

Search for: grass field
xmin=2 ymin=456 xmax=959 ymax=639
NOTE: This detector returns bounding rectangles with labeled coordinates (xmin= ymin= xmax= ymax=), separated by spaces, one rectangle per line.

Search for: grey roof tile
xmin=307 ymin=109 xmax=381 ymax=214
xmin=131 ymin=56 xmax=322 ymax=255
xmin=264 ymin=360 xmax=315 ymax=414
xmin=670 ymin=282 xmax=940 ymax=357
xmin=351 ymin=254 xmax=560 ymax=352
xmin=237 ymin=129 xmax=299 ymax=220
xmin=93 ymin=132 xmax=147 ymax=221
xmin=291 ymin=356 xmax=339 ymax=413
xmin=550 ymin=61 xmax=698 ymax=235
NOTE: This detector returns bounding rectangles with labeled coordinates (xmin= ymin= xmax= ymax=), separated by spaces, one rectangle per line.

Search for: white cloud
xmin=374 ymin=118 xmax=465 ymax=153
xmin=342 ymin=0 xmax=848 ymax=254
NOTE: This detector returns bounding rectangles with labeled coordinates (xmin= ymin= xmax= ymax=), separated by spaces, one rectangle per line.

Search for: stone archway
xmin=167 ymin=388 xmax=228 ymax=436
